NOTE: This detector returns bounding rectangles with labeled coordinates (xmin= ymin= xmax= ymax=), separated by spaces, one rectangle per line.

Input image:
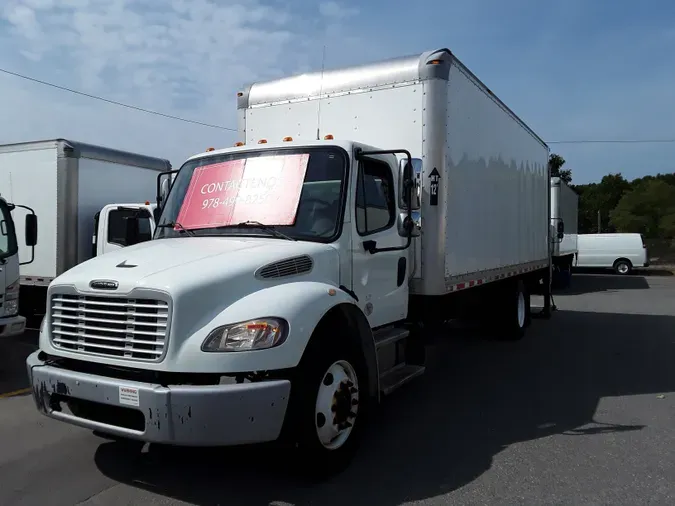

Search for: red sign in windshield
xmin=175 ymin=154 xmax=309 ymax=230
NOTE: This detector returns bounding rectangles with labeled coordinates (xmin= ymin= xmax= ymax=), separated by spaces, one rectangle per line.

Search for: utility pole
xmin=597 ymin=210 xmax=601 ymax=233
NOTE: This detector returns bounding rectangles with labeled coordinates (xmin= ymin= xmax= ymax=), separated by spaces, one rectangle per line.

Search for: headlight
xmin=5 ymin=280 xmax=19 ymax=316
xmin=201 ymin=318 xmax=288 ymax=352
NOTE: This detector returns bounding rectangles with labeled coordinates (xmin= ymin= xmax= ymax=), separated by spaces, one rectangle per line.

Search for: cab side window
xmin=107 ymin=209 xmax=152 ymax=246
xmin=355 ymin=159 xmax=396 ymax=235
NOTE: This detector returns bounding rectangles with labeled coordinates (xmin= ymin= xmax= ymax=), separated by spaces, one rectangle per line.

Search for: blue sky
xmin=0 ymin=0 xmax=674 ymax=185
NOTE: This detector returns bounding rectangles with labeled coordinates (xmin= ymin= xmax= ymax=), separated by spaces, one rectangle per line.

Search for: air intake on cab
xmin=256 ymin=255 xmax=314 ymax=279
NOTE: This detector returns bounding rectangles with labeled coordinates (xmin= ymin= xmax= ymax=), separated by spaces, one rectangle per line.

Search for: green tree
xmin=610 ymin=179 xmax=675 ymax=239
xmin=575 ymin=173 xmax=631 ymax=233
xmin=548 ymin=153 xmax=572 ymax=185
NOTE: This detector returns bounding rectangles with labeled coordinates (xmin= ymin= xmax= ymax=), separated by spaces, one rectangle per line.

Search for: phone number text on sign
xmin=200 ymin=176 xmax=278 ymax=209
xmin=176 ymin=154 xmax=309 ymax=229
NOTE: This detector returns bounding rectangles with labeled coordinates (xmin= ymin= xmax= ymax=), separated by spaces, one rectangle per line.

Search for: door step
xmin=373 ymin=326 xmax=410 ymax=350
xmin=379 ymin=363 xmax=426 ymax=396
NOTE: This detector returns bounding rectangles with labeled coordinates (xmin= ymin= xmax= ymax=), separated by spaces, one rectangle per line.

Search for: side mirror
xmin=124 ymin=215 xmax=140 ymax=246
xmin=153 ymin=207 xmax=161 ymax=224
xmin=398 ymin=158 xmax=422 ymax=211
xmin=25 ymin=214 xmax=38 ymax=246
xmin=557 ymin=220 xmax=564 ymax=240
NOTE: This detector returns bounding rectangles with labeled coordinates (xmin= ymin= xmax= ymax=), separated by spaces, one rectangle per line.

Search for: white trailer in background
xmin=28 ymin=49 xmax=554 ymax=474
xmin=550 ymin=176 xmax=579 ymax=288
xmin=0 ymin=139 xmax=170 ymax=321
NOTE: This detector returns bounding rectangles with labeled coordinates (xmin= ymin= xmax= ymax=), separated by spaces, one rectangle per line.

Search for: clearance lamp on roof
xmin=283 ymin=137 xmax=293 ymax=142
xmin=234 ymin=142 xmax=244 ymax=147
xmin=206 ymin=147 xmax=215 ymax=152
xmin=258 ymin=139 xmax=268 ymax=144
xmin=324 ymin=134 xmax=334 ymax=140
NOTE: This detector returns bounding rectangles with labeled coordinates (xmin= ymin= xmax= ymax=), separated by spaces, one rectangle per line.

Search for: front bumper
xmin=26 ymin=351 xmax=291 ymax=446
xmin=0 ymin=315 xmax=26 ymax=338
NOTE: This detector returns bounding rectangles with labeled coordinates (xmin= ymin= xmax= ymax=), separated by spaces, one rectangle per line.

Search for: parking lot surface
xmin=1 ymin=272 xmax=674 ymax=505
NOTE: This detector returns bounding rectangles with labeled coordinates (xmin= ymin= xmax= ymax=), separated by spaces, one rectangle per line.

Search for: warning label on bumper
xmin=119 ymin=386 xmax=140 ymax=407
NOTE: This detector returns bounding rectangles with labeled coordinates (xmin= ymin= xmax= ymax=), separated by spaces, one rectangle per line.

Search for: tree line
xmin=549 ymin=154 xmax=675 ymax=241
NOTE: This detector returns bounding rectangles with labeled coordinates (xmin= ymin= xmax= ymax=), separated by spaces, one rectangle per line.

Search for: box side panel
xmin=76 ymin=159 xmax=161 ymax=268
xmin=558 ymin=181 xmax=578 ymax=257
xmin=243 ymin=83 xmax=425 ymax=151
xmin=444 ymin=63 xmax=549 ymax=278
xmin=0 ymin=147 xmax=59 ymax=280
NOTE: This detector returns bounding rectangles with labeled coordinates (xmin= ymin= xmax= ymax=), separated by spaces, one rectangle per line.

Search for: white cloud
xmin=318 ymin=1 xmax=359 ymax=19
xmin=0 ymin=0 xmax=367 ymax=167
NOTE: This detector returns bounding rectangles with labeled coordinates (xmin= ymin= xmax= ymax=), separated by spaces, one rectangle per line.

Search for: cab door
xmin=350 ymin=154 xmax=410 ymax=328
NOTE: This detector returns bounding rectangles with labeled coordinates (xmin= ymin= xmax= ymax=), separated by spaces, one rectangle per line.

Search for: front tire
xmin=286 ymin=334 xmax=367 ymax=478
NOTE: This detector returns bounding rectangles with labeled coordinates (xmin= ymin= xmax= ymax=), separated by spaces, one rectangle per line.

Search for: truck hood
xmin=53 ymin=236 xmax=340 ymax=295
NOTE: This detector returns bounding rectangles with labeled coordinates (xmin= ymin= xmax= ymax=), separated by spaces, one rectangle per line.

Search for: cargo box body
xmin=550 ymin=177 xmax=579 ymax=259
xmin=0 ymin=139 xmax=171 ymax=286
xmin=238 ymin=48 xmax=550 ymax=296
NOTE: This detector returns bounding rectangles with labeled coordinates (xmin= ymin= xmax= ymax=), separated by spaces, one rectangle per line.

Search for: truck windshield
xmin=0 ymin=200 xmax=18 ymax=260
xmin=155 ymin=146 xmax=347 ymax=242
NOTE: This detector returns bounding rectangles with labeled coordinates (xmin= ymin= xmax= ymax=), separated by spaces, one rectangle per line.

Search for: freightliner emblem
xmin=89 ymin=280 xmax=119 ymax=290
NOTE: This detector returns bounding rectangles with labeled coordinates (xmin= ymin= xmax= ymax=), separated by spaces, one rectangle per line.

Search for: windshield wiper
xmin=156 ymin=222 xmax=195 ymax=236
xmin=216 ymin=221 xmax=296 ymax=241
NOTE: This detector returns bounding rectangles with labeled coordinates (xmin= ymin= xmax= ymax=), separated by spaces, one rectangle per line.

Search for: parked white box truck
xmin=550 ymin=176 xmax=578 ymax=288
xmin=0 ymin=139 xmax=171 ymax=322
xmin=27 ymin=49 xmax=554 ymax=474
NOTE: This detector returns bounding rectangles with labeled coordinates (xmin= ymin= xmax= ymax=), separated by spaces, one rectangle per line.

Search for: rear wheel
xmin=495 ymin=279 xmax=530 ymax=341
xmin=613 ymin=259 xmax=632 ymax=275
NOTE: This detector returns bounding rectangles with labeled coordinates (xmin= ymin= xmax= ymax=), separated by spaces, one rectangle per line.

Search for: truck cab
xmin=0 ymin=196 xmax=38 ymax=337
xmin=27 ymin=138 xmax=421 ymax=472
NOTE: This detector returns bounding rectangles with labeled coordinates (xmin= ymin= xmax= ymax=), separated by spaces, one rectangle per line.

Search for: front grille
xmin=50 ymin=294 xmax=169 ymax=361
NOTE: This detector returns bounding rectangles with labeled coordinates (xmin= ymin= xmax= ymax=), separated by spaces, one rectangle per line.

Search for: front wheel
xmin=285 ymin=335 xmax=367 ymax=478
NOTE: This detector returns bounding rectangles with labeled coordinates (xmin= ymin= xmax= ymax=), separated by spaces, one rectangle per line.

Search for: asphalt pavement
xmin=1 ymin=272 xmax=674 ymax=505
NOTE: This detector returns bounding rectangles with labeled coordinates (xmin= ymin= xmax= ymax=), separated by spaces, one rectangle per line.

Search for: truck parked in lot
xmin=0 ymin=139 xmax=171 ymax=323
xmin=0 ymin=195 xmax=37 ymax=338
xmin=550 ymin=176 xmax=578 ymax=288
xmin=27 ymin=49 xmax=555 ymax=473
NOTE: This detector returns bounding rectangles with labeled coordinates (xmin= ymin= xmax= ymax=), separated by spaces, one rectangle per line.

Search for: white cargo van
xmin=576 ymin=233 xmax=649 ymax=274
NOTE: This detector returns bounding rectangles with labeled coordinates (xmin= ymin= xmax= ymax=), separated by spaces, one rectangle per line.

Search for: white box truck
xmin=550 ymin=176 xmax=578 ymax=288
xmin=27 ymin=49 xmax=554 ymax=474
xmin=0 ymin=139 xmax=171 ymax=322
